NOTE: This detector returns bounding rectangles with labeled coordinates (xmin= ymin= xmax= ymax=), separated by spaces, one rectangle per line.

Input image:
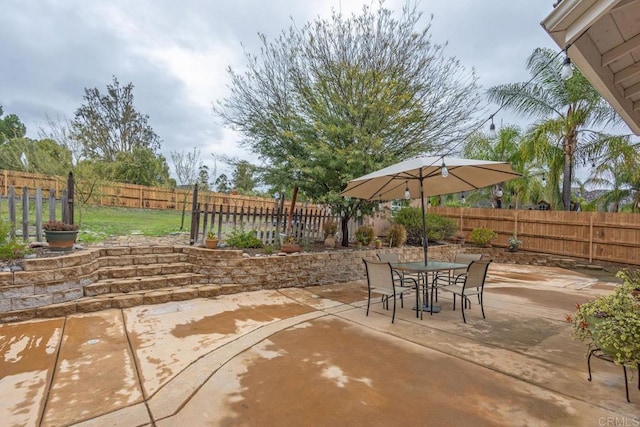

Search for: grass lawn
xmin=77 ymin=206 xmax=188 ymax=243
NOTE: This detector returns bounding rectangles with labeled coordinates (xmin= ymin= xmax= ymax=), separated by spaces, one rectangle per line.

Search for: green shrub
xmin=393 ymin=207 xmax=457 ymax=244
xmin=355 ymin=225 xmax=374 ymax=245
xmin=225 ymin=229 xmax=263 ymax=248
xmin=263 ymin=245 xmax=275 ymax=255
xmin=0 ymin=218 xmax=31 ymax=260
xmin=470 ymin=227 xmax=498 ymax=246
xmin=388 ymin=224 xmax=407 ymax=247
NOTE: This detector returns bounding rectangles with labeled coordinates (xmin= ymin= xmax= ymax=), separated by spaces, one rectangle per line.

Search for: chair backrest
xmin=454 ymin=253 xmax=483 ymax=264
xmin=376 ymin=252 xmax=400 ymax=263
xmin=452 ymin=253 xmax=483 ymax=274
xmin=463 ymin=260 xmax=492 ymax=291
xmin=363 ymin=259 xmax=394 ymax=292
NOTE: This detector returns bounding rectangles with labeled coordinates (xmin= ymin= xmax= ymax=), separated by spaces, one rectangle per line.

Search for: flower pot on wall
xmin=324 ymin=236 xmax=336 ymax=248
xmin=205 ymin=239 xmax=218 ymax=249
xmin=281 ymin=243 xmax=301 ymax=253
xmin=45 ymin=230 xmax=78 ymax=252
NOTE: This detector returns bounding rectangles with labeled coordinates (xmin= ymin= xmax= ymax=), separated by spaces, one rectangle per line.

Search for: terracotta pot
xmin=205 ymin=239 xmax=218 ymax=249
xmin=324 ymin=236 xmax=336 ymax=248
xmin=281 ymin=243 xmax=301 ymax=253
xmin=45 ymin=230 xmax=78 ymax=252
xmin=374 ymin=241 xmax=382 ymax=249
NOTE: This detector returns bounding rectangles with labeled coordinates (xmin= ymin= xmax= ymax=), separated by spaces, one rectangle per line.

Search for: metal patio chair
xmin=437 ymin=259 xmax=492 ymax=323
xmin=363 ymin=259 xmax=418 ymax=323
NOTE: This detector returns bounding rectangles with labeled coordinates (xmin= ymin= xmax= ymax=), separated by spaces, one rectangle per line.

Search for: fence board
xmin=431 ymin=207 xmax=640 ymax=265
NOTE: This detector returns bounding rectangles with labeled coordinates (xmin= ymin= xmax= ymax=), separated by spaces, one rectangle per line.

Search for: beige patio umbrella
xmin=340 ymin=156 xmax=521 ymax=264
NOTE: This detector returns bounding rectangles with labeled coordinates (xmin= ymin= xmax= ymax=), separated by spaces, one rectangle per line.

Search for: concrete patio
xmin=1 ymin=262 xmax=639 ymax=426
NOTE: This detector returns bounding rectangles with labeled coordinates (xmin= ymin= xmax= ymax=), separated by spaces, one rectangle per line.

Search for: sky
xmin=0 ymin=0 xmax=562 ymax=180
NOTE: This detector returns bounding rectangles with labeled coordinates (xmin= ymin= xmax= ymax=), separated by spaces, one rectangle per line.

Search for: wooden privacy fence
xmin=190 ymin=203 xmax=357 ymax=246
xmin=0 ymin=169 xmax=298 ymax=212
xmin=432 ymin=207 xmax=640 ymax=266
xmin=0 ymin=186 xmax=72 ymax=242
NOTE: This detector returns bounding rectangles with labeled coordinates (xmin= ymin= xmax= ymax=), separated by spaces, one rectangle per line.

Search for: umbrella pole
xmin=420 ymin=174 xmax=428 ymax=265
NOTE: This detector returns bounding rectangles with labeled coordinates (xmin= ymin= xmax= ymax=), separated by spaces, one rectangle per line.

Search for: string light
xmin=461 ymin=192 xmax=466 ymax=205
xmin=561 ymin=55 xmax=573 ymax=80
xmin=404 ymin=182 xmax=410 ymax=199
xmin=488 ymin=116 xmax=497 ymax=140
xmin=439 ymin=49 xmax=564 ymax=161
xmin=441 ymin=161 xmax=448 ymax=178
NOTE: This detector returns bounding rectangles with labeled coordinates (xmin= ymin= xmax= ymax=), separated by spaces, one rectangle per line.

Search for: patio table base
xmin=413 ymin=304 xmax=441 ymax=313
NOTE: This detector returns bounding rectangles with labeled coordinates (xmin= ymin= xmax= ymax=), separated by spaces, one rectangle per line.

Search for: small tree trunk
xmin=341 ymin=216 xmax=350 ymax=247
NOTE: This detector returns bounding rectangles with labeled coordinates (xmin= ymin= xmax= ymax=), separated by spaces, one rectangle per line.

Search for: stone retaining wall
xmin=2 ymin=242 xmax=621 ymax=318
xmin=0 ymin=245 xmax=456 ymax=316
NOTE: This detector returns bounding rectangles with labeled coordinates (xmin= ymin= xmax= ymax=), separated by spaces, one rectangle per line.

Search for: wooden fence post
xmin=48 ymin=189 xmax=56 ymax=221
xmin=589 ymin=214 xmax=594 ymax=263
xmin=189 ymin=184 xmax=199 ymax=245
xmin=35 ymin=188 xmax=43 ymax=242
xmin=8 ymin=186 xmax=16 ymax=239
xmin=22 ymin=187 xmax=29 ymax=242
xmin=67 ymin=172 xmax=75 ymax=225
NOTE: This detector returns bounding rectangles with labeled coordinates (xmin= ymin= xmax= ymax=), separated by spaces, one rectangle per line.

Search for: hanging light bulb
xmin=561 ymin=55 xmax=573 ymax=80
xmin=542 ymin=176 xmax=546 ymax=184
xmin=461 ymin=192 xmax=466 ymax=205
xmin=427 ymin=200 xmax=432 ymax=208
xmin=378 ymin=197 xmax=383 ymax=211
xmin=356 ymin=208 xmax=361 ymax=217
xmin=441 ymin=161 xmax=448 ymax=178
xmin=488 ymin=116 xmax=497 ymax=140
xmin=404 ymin=182 xmax=410 ymax=199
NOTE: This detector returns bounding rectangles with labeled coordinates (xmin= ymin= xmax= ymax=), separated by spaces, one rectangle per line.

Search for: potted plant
xmin=43 ymin=220 xmax=79 ymax=252
xmin=354 ymin=225 xmax=374 ymax=247
xmin=281 ymin=235 xmax=301 ymax=253
xmin=374 ymin=238 xmax=382 ymax=249
xmin=567 ymin=269 xmax=640 ymax=369
xmin=205 ymin=230 xmax=219 ymax=249
xmin=323 ymin=220 xmax=338 ymax=248
xmin=508 ymin=235 xmax=522 ymax=252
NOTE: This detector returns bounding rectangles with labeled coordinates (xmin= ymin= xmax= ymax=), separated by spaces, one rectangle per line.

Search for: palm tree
xmin=487 ymin=48 xmax=622 ymax=210
xmin=588 ymin=136 xmax=640 ymax=212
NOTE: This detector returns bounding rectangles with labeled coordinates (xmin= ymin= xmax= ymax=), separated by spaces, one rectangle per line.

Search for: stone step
xmin=97 ymin=262 xmax=194 ymax=280
xmin=85 ymin=272 xmax=208 ymax=296
xmin=97 ymin=252 xmax=188 ymax=267
xmin=0 ymin=282 xmax=258 ymax=323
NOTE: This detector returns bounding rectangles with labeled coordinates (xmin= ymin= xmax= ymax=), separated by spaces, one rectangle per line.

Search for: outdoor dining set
xmin=362 ymin=252 xmax=492 ymax=324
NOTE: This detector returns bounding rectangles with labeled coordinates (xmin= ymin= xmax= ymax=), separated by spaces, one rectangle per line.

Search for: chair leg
xmin=461 ymin=296 xmax=467 ymax=323
xmin=480 ymin=293 xmax=485 ymax=319
xmin=587 ymin=349 xmax=595 ymax=382
xmin=366 ymin=289 xmax=371 ymax=317
xmin=391 ymin=294 xmax=397 ymax=323
xmin=429 ymin=285 xmax=435 ymax=316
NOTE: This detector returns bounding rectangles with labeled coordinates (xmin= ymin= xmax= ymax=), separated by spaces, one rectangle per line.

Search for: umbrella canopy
xmin=340 ymin=156 xmax=521 ymax=264
xmin=340 ymin=156 xmax=521 ymax=201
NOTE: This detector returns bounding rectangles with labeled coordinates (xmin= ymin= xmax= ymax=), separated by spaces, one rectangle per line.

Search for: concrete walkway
xmin=1 ymin=263 xmax=638 ymax=426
